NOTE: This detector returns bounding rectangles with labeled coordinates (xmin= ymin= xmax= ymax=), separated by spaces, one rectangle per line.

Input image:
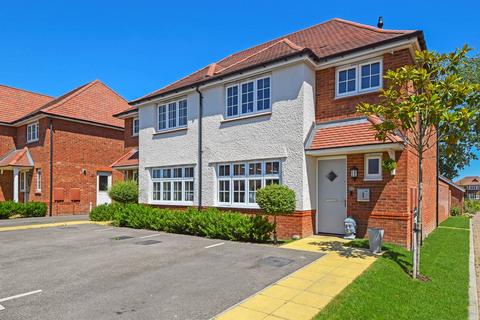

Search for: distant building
xmin=456 ymin=176 xmax=480 ymax=200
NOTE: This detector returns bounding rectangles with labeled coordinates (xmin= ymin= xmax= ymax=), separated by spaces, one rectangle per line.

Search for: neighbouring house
xmin=457 ymin=176 xmax=480 ymax=200
xmin=438 ymin=175 xmax=465 ymax=221
xmin=0 ymin=80 xmax=130 ymax=215
xmin=129 ymin=18 xmax=437 ymax=248
xmin=111 ymin=106 xmax=139 ymax=180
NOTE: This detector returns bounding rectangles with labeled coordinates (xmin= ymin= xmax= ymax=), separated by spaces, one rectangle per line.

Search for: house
xmin=438 ymin=175 xmax=465 ymax=221
xmin=111 ymin=106 xmax=139 ymax=180
xmin=0 ymin=80 xmax=129 ymax=215
xmin=456 ymin=176 xmax=480 ymax=200
xmin=129 ymin=18 xmax=436 ymax=248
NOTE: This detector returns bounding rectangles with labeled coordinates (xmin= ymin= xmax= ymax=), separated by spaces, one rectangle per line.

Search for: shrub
xmin=23 ymin=202 xmax=47 ymax=217
xmin=108 ymin=181 xmax=138 ymax=204
xmin=256 ymin=184 xmax=296 ymax=244
xmin=465 ymin=200 xmax=480 ymax=214
xmin=91 ymin=203 xmax=274 ymax=243
xmin=451 ymin=206 xmax=461 ymax=216
xmin=0 ymin=201 xmax=47 ymax=218
xmin=90 ymin=203 xmax=119 ymax=221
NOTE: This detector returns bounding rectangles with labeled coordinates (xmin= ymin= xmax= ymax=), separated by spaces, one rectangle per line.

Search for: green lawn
xmin=314 ymin=216 xmax=470 ymax=320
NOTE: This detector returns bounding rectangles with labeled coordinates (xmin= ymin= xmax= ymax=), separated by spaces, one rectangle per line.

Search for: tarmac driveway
xmin=0 ymin=224 xmax=321 ymax=320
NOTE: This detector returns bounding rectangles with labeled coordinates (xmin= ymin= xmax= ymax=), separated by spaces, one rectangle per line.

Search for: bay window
xmin=217 ymin=160 xmax=281 ymax=207
xmin=151 ymin=166 xmax=194 ymax=204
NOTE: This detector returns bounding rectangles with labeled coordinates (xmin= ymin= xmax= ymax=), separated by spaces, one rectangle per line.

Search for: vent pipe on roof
xmin=377 ymin=16 xmax=384 ymax=29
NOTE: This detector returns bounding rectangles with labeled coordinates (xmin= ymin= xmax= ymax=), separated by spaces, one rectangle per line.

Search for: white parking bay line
xmin=0 ymin=290 xmax=42 ymax=311
xmin=205 ymin=242 xmax=225 ymax=249
xmin=93 ymin=227 xmax=115 ymax=232
xmin=139 ymin=234 xmax=161 ymax=239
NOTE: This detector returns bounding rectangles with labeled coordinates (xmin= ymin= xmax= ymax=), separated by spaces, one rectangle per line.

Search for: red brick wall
xmin=124 ymin=117 xmax=139 ymax=150
xmin=315 ymin=49 xmax=414 ymax=122
xmin=346 ymin=151 xmax=411 ymax=247
xmin=0 ymin=124 xmax=16 ymax=201
xmin=451 ymin=187 xmax=464 ymax=214
xmin=438 ymin=180 xmax=450 ymax=224
xmin=13 ymin=118 xmax=124 ymax=214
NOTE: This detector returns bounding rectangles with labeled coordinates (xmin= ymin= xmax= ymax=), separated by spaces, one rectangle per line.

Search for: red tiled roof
xmin=457 ymin=176 xmax=480 ymax=186
xmin=0 ymin=85 xmax=53 ymax=123
xmin=307 ymin=117 xmax=403 ymax=151
xmin=131 ymin=18 xmax=423 ymax=104
xmin=113 ymin=106 xmax=138 ymax=118
xmin=111 ymin=149 xmax=139 ymax=168
xmin=17 ymin=80 xmax=129 ymax=128
xmin=0 ymin=148 xmax=34 ymax=167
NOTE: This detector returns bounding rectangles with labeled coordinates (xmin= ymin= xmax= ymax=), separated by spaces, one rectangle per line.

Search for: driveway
xmin=0 ymin=224 xmax=321 ymax=320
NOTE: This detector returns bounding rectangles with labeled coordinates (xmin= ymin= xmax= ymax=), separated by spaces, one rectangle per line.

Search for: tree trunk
xmin=416 ymin=151 xmax=424 ymax=277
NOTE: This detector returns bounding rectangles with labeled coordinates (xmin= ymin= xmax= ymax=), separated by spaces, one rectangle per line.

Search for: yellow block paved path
xmin=0 ymin=220 xmax=110 ymax=232
xmin=215 ymin=235 xmax=377 ymax=320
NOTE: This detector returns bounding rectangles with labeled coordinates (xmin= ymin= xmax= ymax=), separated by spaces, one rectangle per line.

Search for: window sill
xmin=364 ymin=177 xmax=382 ymax=181
xmin=153 ymin=127 xmax=187 ymax=136
xmin=216 ymin=204 xmax=260 ymax=209
xmin=150 ymin=201 xmax=194 ymax=206
xmin=221 ymin=111 xmax=272 ymax=123
xmin=26 ymin=140 xmax=39 ymax=144
xmin=334 ymin=88 xmax=381 ymax=100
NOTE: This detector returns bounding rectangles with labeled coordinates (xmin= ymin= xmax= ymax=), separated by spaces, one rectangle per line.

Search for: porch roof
xmin=111 ymin=148 xmax=139 ymax=170
xmin=305 ymin=117 xmax=404 ymax=154
xmin=0 ymin=147 xmax=34 ymax=168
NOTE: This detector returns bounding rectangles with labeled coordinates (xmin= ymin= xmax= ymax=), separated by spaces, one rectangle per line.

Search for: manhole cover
xmin=110 ymin=236 xmax=134 ymax=241
xmin=136 ymin=240 xmax=162 ymax=245
xmin=259 ymin=256 xmax=294 ymax=267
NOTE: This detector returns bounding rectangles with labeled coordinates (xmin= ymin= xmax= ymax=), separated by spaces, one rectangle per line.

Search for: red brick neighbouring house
xmin=438 ymin=175 xmax=465 ymax=222
xmin=457 ymin=176 xmax=480 ymax=200
xmin=0 ymin=81 xmax=129 ymax=215
xmin=111 ymin=107 xmax=139 ymax=180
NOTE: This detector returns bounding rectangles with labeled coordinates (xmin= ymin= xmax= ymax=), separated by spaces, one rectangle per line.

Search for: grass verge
xmin=314 ymin=216 xmax=470 ymax=320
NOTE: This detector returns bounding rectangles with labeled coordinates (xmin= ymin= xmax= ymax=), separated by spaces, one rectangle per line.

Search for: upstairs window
xmin=132 ymin=117 xmax=139 ymax=136
xmin=225 ymin=76 xmax=271 ymax=118
xmin=336 ymin=60 xmax=382 ymax=97
xmin=26 ymin=122 xmax=39 ymax=143
xmin=157 ymin=98 xmax=187 ymax=131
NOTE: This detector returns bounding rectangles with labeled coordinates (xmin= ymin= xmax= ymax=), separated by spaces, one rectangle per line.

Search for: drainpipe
xmin=195 ymin=86 xmax=203 ymax=210
xmin=49 ymin=119 xmax=54 ymax=216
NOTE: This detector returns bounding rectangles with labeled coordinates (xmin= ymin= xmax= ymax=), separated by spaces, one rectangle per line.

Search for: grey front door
xmin=317 ymin=158 xmax=347 ymax=234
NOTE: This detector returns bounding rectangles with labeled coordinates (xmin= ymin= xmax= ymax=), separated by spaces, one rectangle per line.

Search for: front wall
xmin=124 ymin=117 xmax=139 ymax=150
xmin=139 ymin=62 xmax=316 ymax=211
xmin=0 ymin=124 xmax=16 ymax=201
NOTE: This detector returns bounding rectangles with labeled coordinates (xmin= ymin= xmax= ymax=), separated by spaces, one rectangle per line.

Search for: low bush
xmin=108 ymin=181 xmax=138 ymax=204
xmin=90 ymin=204 xmax=274 ymax=242
xmin=465 ymin=200 xmax=480 ymax=214
xmin=451 ymin=206 xmax=461 ymax=216
xmin=0 ymin=201 xmax=47 ymax=219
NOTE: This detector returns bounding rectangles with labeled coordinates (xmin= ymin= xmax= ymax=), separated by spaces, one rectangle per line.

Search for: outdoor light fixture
xmin=350 ymin=166 xmax=358 ymax=180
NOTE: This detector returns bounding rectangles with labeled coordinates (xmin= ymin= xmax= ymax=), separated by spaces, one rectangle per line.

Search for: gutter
xmin=195 ymin=86 xmax=203 ymax=210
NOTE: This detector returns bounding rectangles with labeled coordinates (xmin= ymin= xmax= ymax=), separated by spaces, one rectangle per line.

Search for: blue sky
xmin=0 ymin=0 xmax=479 ymax=177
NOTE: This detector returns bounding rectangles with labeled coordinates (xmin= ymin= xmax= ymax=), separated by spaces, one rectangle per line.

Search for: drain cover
xmin=259 ymin=256 xmax=294 ymax=267
xmin=110 ymin=236 xmax=134 ymax=241
xmin=136 ymin=240 xmax=162 ymax=245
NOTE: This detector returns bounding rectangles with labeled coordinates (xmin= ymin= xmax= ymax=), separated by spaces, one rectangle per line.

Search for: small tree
xmin=256 ymin=184 xmax=296 ymax=244
xmin=108 ymin=181 xmax=139 ymax=204
xmin=357 ymin=45 xmax=480 ymax=279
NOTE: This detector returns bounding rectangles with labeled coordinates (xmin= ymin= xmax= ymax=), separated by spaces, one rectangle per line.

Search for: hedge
xmin=0 ymin=201 xmax=47 ymax=219
xmin=90 ymin=203 xmax=274 ymax=242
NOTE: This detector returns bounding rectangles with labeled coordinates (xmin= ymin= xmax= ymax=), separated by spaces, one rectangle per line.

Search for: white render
xmin=138 ymin=61 xmax=316 ymax=211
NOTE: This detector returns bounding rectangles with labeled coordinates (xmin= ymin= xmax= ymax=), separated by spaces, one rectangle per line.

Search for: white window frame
xmin=151 ymin=166 xmax=194 ymax=205
xmin=132 ymin=117 xmax=139 ymax=136
xmin=336 ymin=59 xmax=383 ymax=98
xmin=364 ymin=153 xmax=382 ymax=181
xmin=216 ymin=160 xmax=281 ymax=208
xmin=26 ymin=122 xmax=39 ymax=143
xmin=157 ymin=98 xmax=188 ymax=132
xmin=36 ymin=169 xmax=42 ymax=192
xmin=225 ymin=75 xmax=271 ymax=119
xmin=20 ymin=171 xmax=27 ymax=192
